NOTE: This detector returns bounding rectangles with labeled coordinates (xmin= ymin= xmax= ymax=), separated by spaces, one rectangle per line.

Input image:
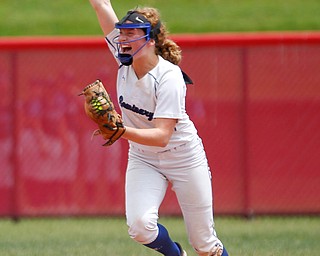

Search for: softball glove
xmin=79 ymin=79 xmax=125 ymax=146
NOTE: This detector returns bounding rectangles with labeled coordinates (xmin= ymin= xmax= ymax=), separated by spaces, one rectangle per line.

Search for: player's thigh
xmin=173 ymin=163 xmax=213 ymax=208
xmin=125 ymin=159 xmax=168 ymax=225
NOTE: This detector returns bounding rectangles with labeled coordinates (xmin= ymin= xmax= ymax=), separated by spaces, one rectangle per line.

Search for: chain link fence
xmin=1 ymin=33 xmax=320 ymax=217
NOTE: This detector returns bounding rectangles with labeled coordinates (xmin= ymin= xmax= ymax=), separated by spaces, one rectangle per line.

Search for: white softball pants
xmin=125 ymin=137 xmax=224 ymax=255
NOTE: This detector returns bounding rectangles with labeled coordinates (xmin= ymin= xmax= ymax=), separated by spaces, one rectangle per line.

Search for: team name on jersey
xmin=119 ymin=96 xmax=154 ymax=121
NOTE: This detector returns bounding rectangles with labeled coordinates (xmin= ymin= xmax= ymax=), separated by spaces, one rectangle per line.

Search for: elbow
xmin=158 ymin=141 xmax=169 ymax=148
xmin=157 ymin=137 xmax=170 ymax=148
xmin=157 ymin=130 xmax=175 ymax=147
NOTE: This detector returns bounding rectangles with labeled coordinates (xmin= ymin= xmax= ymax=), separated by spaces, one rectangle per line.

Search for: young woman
xmin=88 ymin=1 xmax=229 ymax=255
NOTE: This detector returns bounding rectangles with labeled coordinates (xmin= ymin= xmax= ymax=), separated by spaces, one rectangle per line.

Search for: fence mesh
xmin=0 ymin=34 xmax=320 ymax=217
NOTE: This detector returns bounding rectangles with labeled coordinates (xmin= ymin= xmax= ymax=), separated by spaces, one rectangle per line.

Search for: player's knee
xmin=127 ymin=212 xmax=158 ymax=244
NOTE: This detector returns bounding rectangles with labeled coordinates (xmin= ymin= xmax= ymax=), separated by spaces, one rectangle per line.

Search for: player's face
xmin=118 ymin=28 xmax=147 ymax=55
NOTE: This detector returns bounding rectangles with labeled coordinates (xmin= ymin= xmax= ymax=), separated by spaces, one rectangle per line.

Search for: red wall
xmin=0 ymin=32 xmax=320 ymax=217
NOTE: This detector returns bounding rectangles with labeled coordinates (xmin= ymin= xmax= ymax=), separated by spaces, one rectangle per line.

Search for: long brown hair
xmin=134 ymin=7 xmax=182 ymax=65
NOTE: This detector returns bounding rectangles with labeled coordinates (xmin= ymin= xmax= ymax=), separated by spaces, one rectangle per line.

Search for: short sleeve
xmin=153 ymin=68 xmax=186 ymax=119
xmin=105 ymin=29 xmax=121 ymax=65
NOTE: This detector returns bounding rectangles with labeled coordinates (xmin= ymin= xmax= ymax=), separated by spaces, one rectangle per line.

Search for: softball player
xmin=88 ymin=1 xmax=229 ymax=255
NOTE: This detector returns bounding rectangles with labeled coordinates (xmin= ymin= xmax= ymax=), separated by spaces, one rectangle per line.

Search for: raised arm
xmin=89 ymin=0 xmax=118 ymax=36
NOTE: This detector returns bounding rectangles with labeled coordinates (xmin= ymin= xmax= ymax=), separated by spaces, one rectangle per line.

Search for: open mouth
xmin=121 ymin=45 xmax=132 ymax=53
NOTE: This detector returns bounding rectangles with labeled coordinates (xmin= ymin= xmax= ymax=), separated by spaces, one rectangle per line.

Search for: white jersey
xmin=106 ymin=29 xmax=199 ymax=153
xmin=106 ymin=30 xmax=225 ymax=255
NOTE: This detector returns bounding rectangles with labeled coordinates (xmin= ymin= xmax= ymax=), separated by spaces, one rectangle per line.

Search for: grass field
xmin=1 ymin=0 xmax=320 ymax=36
xmin=1 ymin=216 xmax=320 ymax=256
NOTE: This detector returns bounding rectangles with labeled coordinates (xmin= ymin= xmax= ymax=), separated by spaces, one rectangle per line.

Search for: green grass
xmin=0 ymin=216 xmax=319 ymax=256
xmin=1 ymin=0 xmax=320 ymax=36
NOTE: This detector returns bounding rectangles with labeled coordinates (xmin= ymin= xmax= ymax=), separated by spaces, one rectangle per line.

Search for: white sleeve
xmin=105 ymin=29 xmax=120 ymax=65
xmin=153 ymin=68 xmax=186 ymax=119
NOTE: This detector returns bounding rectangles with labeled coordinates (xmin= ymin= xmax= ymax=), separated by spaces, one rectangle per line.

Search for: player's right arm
xmin=89 ymin=0 xmax=118 ymax=36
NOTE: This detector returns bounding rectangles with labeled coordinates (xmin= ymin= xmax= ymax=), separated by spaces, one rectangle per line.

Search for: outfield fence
xmin=0 ymin=32 xmax=320 ymax=218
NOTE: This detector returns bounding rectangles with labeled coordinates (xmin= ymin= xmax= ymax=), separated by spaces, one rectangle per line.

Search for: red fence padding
xmin=1 ymin=31 xmax=320 ymax=49
xmin=0 ymin=32 xmax=320 ymax=217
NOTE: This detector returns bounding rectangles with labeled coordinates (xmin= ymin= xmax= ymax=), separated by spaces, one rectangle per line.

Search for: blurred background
xmin=1 ymin=0 xmax=320 ymax=219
